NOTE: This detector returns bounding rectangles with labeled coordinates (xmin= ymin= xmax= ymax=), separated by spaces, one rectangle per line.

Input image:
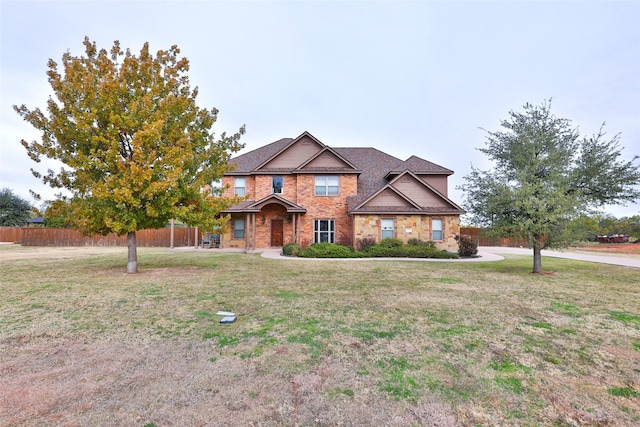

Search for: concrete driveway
xmin=480 ymin=246 xmax=640 ymax=268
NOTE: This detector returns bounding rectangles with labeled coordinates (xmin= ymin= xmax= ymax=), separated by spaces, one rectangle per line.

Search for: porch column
xmin=292 ymin=213 xmax=297 ymax=244
xmin=245 ymin=213 xmax=250 ymax=250
xmin=252 ymin=212 xmax=257 ymax=250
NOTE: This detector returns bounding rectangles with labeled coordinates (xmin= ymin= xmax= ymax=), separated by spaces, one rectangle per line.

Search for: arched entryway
xmin=222 ymin=194 xmax=306 ymax=250
xmin=260 ymin=203 xmax=288 ymax=248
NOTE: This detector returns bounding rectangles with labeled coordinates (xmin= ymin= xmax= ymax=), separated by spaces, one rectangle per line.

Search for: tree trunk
xmin=170 ymin=218 xmax=174 ymax=249
xmin=127 ymin=231 xmax=138 ymax=274
xmin=532 ymin=234 xmax=542 ymax=274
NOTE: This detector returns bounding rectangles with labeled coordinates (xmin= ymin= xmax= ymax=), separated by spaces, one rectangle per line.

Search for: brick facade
xmin=216 ymin=132 xmax=464 ymax=252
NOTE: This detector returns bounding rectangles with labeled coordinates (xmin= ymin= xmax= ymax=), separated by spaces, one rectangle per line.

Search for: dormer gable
xmin=257 ymin=131 xmax=325 ymax=171
xmin=297 ymin=147 xmax=360 ymax=173
xmin=362 ymin=187 xmax=421 ymax=209
xmin=389 ymin=172 xmax=450 ymax=208
xmin=248 ymin=194 xmax=307 ymax=213
xmin=352 ymin=170 xmax=463 ymax=213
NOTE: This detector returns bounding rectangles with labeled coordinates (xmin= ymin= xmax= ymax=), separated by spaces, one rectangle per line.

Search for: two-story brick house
xmin=215 ymin=131 xmax=464 ymax=252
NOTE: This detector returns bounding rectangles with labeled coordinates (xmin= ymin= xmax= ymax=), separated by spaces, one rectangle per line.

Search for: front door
xmin=271 ymin=219 xmax=284 ymax=247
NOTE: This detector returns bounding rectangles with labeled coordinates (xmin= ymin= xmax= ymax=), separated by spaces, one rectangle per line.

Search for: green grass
xmin=610 ymin=311 xmax=640 ymax=326
xmin=608 ymin=387 xmax=640 ymax=398
xmin=495 ymin=376 xmax=525 ymax=394
xmin=1 ymin=246 xmax=639 ymax=425
xmin=377 ymin=357 xmax=421 ymax=401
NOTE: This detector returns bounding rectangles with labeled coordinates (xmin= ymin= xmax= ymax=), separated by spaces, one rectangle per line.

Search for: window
xmin=381 ymin=218 xmax=395 ymax=240
xmin=315 ymin=176 xmax=339 ymax=196
xmin=272 ymin=176 xmax=283 ymax=194
xmin=432 ymin=218 xmax=443 ymax=240
xmin=210 ymin=178 xmax=222 ymax=195
xmin=234 ymin=177 xmax=246 ymax=196
xmin=314 ymin=219 xmax=335 ymax=243
xmin=233 ymin=219 xmax=245 ymax=239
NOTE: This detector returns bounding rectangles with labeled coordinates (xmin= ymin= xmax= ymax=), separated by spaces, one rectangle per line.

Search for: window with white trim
xmin=233 ymin=219 xmax=245 ymax=239
xmin=272 ymin=176 xmax=283 ymax=194
xmin=234 ymin=177 xmax=246 ymax=196
xmin=314 ymin=176 xmax=339 ymax=196
xmin=432 ymin=218 xmax=443 ymax=240
xmin=381 ymin=218 xmax=395 ymax=240
xmin=314 ymin=219 xmax=335 ymax=243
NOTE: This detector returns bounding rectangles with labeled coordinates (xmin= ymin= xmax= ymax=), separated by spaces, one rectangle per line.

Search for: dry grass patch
xmin=1 ymin=246 xmax=639 ymax=426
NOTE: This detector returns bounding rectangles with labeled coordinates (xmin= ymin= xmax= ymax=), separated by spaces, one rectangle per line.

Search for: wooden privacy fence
xmin=460 ymin=227 xmax=531 ymax=248
xmin=0 ymin=227 xmax=22 ymax=243
xmin=1 ymin=226 xmax=198 ymax=247
xmin=5 ymin=226 xmax=530 ymax=248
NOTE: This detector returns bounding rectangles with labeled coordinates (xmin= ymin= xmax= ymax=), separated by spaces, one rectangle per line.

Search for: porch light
xmin=261 ymin=215 xmax=266 ymax=224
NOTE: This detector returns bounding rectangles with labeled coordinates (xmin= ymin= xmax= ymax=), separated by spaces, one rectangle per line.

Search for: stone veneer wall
xmin=353 ymin=214 xmax=460 ymax=252
xmin=220 ymin=213 xmax=246 ymax=249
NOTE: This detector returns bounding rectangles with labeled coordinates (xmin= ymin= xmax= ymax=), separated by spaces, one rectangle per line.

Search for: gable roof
xmin=296 ymin=146 xmax=361 ymax=173
xmin=333 ymin=147 xmax=403 ymax=200
xmin=224 ymin=194 xmax=307 ymax=213
xmin=350 ymin=170 xmax=464 ymax=214
xmin=227 ymin=137 xmax=294 ymax=174
xmin=231 ymin=132 xmax=361 ymax=175
xmin=226 ymin=132 xmax=464 ymax=215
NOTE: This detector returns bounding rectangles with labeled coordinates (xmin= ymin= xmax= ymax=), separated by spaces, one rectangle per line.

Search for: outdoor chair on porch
xmin=201 ymin=233 xmax=221 ymax=248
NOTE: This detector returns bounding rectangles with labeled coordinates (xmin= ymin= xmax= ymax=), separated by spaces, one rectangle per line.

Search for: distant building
xmin=26 ymin=217 xmax=45 ymax=227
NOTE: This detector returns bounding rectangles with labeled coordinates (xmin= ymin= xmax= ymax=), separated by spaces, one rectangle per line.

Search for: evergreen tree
xmin=460 ymin=100 xmax=640 ymax=273
xmin=0 ymin=188 xmax=32 ymax=226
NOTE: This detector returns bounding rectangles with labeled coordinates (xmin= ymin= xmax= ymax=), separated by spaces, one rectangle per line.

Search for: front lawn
xmin=1 ymin=246 xmax=638 ymax=426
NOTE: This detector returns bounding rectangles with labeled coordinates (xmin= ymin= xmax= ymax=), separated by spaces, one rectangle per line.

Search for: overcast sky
xmin=1 ymin=0 xmax=639 ymax=219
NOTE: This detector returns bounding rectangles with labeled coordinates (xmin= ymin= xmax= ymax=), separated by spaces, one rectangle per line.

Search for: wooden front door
xmin=271 ymin=219 xmax=284 ymax=247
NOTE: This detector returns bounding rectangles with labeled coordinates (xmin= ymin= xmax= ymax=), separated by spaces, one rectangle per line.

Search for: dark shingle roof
xmin=227 ymin=134 xmax=463 ymax=214
xmin=228 ymin=138 xmax=294 ymax=174
xmin=333 ymin=147 xmax=403 ymax=205
xmin=395 ymin=155 xmax=453 ymax=175
xmin=350 ymin=206 xmax=463 ymax=214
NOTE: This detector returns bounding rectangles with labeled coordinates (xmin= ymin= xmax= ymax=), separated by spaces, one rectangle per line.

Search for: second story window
xmin=272 ymin=176 xmax=283 ymax=194
xmin=234 ymin=177 xmax=246 ymax=196
xmin=210 ymin=178 xmax=222 ymax=195
xmin=315 ymin=175 xmax=339 ymax=196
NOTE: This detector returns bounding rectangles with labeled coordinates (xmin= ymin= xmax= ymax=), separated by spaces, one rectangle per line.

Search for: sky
xmin=1 ymin=0 xmax=639 ymax=220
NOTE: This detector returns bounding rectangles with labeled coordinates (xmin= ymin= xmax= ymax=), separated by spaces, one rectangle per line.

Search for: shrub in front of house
xmin=356 ymin=237 xmax=377 ymax=252
xmin=287 ymin=240 xmax=458 ymax=259
xmin=299 ymin=242 xmax=358 ymax=258
xmin=407 ymin=238 xmax=437 ymax=248
xmin=456 ymin=234 xmax=478 ymax=257
xmin=282 ymin=242 xmax=302 ymax=256
xmin=378 ymin=238 xmax=404 ymax=248
xmin=361 ymin=240 xmax=458 ymax=259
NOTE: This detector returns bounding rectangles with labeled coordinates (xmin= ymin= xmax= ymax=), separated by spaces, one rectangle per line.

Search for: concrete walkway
xmin=257 ymin=246 xmax=638 ymax=268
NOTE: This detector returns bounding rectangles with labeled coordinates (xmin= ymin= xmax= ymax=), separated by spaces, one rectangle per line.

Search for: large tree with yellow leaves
xmin=15 ymin=37 xmax=244 ymax=273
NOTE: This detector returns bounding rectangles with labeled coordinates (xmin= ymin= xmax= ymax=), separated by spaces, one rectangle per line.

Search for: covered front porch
xmin=222 ymin=195 xmax=306 ymax=250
